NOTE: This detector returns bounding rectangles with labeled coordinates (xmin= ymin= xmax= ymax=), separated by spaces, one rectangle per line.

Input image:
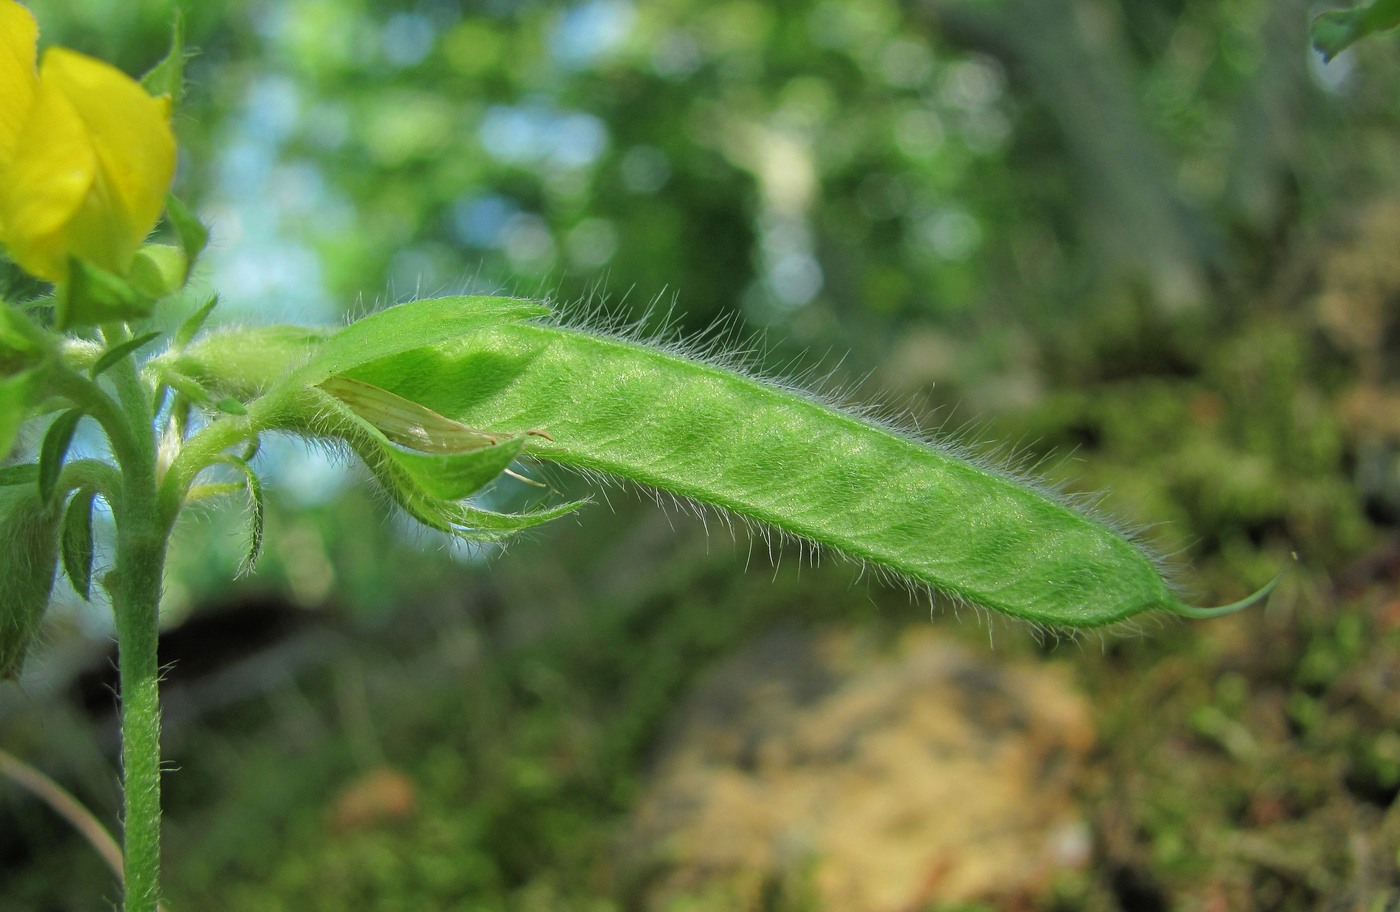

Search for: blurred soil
xmin=619 ymin=626 xmax=1095 ymax=911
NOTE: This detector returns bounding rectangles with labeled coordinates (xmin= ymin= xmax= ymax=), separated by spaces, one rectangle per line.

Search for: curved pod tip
xmin=1167 ymin=553 xmax=1296 ymax=620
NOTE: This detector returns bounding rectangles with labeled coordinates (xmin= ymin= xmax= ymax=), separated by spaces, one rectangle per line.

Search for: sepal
xmin=140 ymin=13 xmax=186 ymax=105
xmin=128 ymin=244 xmax=187 ymax=298
xmin=60 ymin=258 xmax=154 ymax=328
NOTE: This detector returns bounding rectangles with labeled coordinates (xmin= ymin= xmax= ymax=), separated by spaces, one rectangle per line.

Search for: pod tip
xmin=1168 ymin=552 xmax=1295 ymax=620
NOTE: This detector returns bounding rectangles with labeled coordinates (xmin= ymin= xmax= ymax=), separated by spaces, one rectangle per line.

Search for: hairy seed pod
xmin=346 ymin=317 xmax=1276 ymax=628
xmin=167 ymin=295 xmax=1276 ymax=627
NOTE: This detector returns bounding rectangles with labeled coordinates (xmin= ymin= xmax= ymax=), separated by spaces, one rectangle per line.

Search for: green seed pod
xmin=343 ymin=312 xmax=1276 ymax=628
xmin=173 ymin=294 xmax=1277 ymax=628
xmin=0 ymin=484 xmax=62 ymax=680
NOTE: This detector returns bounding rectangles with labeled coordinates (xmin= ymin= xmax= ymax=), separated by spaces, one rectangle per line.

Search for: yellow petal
xmin=0 ymin=0 xmax=38 ymax=168
xmin=40 ymin=47 xmax=175 ymax=259
xmin=0 ymin=75 xmax=97 ymax=282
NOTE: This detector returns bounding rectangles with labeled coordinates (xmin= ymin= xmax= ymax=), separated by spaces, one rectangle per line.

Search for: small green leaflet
xmin=164 ymin=194 xmax=208 ymax=282
xmin=212 ymin=455 xmax=264 ymax=575
xmin=61 ymin=488 xmax=99 ymax=601
xmin=91 ymin=332 xmax=163 ymax=379
xmin=39 ymin=409 xmax=83 ymax=505
xmin=140 ymin=12 xmax=186 ymax=104
xmin=174 ymin=296 xmax=220 ymax=349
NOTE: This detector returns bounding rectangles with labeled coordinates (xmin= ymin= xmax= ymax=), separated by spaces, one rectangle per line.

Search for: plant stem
xmin=101 ymin=325 xmax=172 ymax=912
xmin=111 ymin=515 xmax=169 ymax=912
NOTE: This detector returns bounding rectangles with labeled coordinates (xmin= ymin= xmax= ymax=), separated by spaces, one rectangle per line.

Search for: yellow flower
xmin=0 ymin=0 xmax=176 ymax=285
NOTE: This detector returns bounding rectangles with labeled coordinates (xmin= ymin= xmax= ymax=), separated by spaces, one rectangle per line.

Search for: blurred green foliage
xmin=5 ymin=0 xmax=1400 ymax=908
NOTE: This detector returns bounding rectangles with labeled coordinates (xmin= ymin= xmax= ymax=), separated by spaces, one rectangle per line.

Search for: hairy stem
xmin=110 ymin=515 xmax=169 ymax=912
xmin=99 ymin=324 xmax=171 ymax=912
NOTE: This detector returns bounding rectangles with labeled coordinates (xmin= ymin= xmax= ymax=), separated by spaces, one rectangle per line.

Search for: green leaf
xmin=90 ymin=331 xmax=163 ymax=379
xmin=173 ymin=295 xmax=220 ymax=349
xmin=61 ymin=488 xmax=98 ymax=600
xmin=140 ymin=12 xmax=186 ymax=104
xmin=0 ymin=485 xmax=61 ymax=680
xmin=38 ymin=409 xmax=83 ymax=505
xmin=347 ymin=318 xmax=1269 ymax=628
xmin=1312 ymin=0 xmax=1400 ymax=60
xmin=164 ymin=194 xmax=209 ymax=280
xmin=212 ymin=455 xmax=264 ymax=574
